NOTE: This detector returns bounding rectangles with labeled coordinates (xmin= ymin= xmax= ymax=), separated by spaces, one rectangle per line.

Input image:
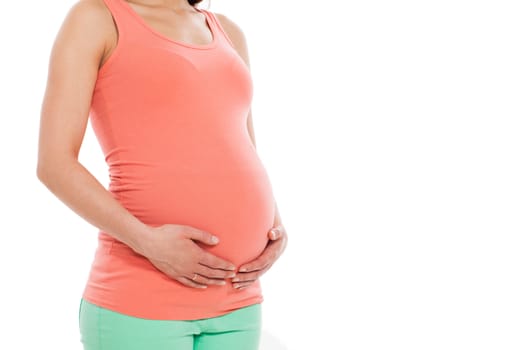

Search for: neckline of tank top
xmin=118 ymin=0 xmax=219 ymax=50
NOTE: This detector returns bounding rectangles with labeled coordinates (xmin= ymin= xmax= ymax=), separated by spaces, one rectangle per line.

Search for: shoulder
xmin=64 ymin=0 xmax=111 ymax=23
xmin=56 ymin=0 xmax=115 ymax=46
xmin=55 ymin=0 xmax=117 ymax=64
xmin=211 ymin=12 xmax=250 ymax=65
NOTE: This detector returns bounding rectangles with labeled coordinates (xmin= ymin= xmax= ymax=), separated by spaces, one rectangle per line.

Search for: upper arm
xmin=215 ymin=13 xmax=257 ymax=149
xmin=37 ymin=0 xmax=112 ymax=174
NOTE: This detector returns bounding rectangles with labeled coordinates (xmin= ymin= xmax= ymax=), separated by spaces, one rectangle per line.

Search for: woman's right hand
xmin=137 ymin=224 xmax=237 ymax=289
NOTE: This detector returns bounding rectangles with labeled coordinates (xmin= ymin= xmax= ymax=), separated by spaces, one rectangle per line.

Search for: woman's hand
xmin=232 ymin=224 xmax=288 ymax=290
xmin=138 ymin=224 xmax=237 ymax=289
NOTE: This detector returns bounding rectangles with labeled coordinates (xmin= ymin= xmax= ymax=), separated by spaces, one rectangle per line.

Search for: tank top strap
xmin=200 ymin=9 xmax=236 ymax=49
xmin=99 ymin=0 xmax=146 ymax=43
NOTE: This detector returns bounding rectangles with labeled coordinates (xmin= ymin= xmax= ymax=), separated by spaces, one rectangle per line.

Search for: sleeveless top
xmin=81 ymin=0 xmax=276 ymax=320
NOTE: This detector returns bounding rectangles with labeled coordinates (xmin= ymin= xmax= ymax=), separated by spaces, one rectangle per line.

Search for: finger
xmin=175 ymin=276 xmax=208 ymax=289
xmin=238 ymin=234 xmax=285 ymax=272
xmin=195 ymin=264 xmax=237 ymax=279
xmin=187 ymin=273 xmax=227 ymax=286
xmin=238 ymin=249 xmax=275 ymax=272
xmin=269 ymin=227 xmax=283 ymax=240
xmin=185 ymin=228 xmax=220 ymax=245
xmin=235 ymin=264 xmax=272 ymax=284
xmin=233 ymin=281 xmax=255 ymax=290
xmin=199 ymin=251 xmax=236 ymax=271
xmin=239 ymin=258 xmax=269 ymax=273
xmin=231 ymin=271 xmax=260 ymax=283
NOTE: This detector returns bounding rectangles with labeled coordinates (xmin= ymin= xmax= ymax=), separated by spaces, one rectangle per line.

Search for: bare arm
xmin=37 ymin=0 xmax=236 ymax=288
xmin=37 ymin=0 xmax=151 ymax=253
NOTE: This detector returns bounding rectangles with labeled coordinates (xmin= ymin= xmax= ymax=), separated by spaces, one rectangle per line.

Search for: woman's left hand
xmin=232 ymin=224 xmax=288 ymax=290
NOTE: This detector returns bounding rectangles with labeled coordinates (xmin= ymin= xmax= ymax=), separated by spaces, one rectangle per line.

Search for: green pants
xmin=78 ymin=298 xmax=262 ymax=349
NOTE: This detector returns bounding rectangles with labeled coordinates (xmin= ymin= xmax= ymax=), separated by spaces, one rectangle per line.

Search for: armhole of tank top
xmin=97 ymin=0 xmax=126 ymax=77
xmin=207 ymin=11 xmax=236 ymax=49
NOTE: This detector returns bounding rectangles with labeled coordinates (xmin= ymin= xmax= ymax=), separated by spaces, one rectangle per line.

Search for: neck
xmin=127 ymin=0 xmax=194 ymax=11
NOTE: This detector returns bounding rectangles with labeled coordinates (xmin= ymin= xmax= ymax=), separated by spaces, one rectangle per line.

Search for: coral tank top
xmin=82 ymin=0 xmax=276 ymax=320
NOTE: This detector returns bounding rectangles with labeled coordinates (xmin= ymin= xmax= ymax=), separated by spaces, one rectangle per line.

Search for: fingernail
xmin=228 ymin=273 xmax=236 ymax=278
xmin=218 ymin=280 xmax=226 ymax=285
xmin=239 ymin=267 xmax=248 ymax=272
xmin=232 ymin=277 xmax=240 ymax=282
xmin=211 ymin=236 xmax=219 ymax=244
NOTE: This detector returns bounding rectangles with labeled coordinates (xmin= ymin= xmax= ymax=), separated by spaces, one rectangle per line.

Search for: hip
xmin=79 ymin=297 xmax=262 ymax=349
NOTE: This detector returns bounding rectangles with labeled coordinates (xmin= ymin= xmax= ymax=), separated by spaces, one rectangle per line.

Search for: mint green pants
xmin=78 ymin=298 xmax=262 ymax=349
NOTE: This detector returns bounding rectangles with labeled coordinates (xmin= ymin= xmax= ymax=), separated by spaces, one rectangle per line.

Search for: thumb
xmin=185 ymin=228 xmax=220 ymax=245
xmin=268 ymin=226 xmax=282 ymax=240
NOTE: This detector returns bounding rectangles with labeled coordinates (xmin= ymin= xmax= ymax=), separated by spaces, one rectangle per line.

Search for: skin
xmin=37 ymin=0 xmax=287 ymax=291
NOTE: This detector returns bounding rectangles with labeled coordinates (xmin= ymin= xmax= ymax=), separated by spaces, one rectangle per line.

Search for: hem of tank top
xmin=117 ymin=0 xmax=219 ymax=50
xmin=80 ymin=293 xmax=264 ymax=320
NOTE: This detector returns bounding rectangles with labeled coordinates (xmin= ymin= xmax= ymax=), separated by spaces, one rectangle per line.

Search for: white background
xmin=1 ymin=0 xmax=524 ymax=349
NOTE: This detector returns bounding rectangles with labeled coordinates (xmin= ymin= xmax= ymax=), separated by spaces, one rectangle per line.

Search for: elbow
xmin=36 ymin=158 xmax=46 ymax=182
xmin=36 ymin=155 xmax=76 ymax=186
xmin=36 ymin=151 xmax=55 ymax=183
xmin=36 ymin=160 xmax=53 ymax=185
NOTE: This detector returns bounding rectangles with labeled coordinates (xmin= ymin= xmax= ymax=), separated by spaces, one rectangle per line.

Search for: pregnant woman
xmin=36 ymin=0 xmax=288 ymax=348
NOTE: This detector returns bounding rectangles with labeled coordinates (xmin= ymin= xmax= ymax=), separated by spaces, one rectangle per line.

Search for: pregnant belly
xmin=110 ymin=165 xmax=275 ymax=265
